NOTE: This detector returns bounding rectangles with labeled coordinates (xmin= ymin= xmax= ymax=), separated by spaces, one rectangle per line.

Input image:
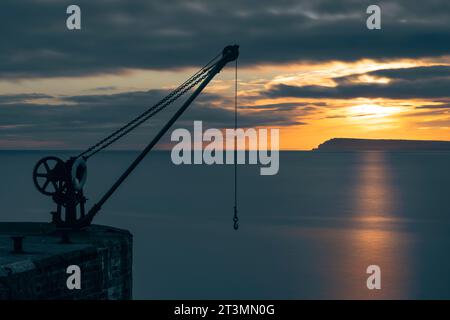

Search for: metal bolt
xmin=11 ymin=236 xmax=25 ymax=254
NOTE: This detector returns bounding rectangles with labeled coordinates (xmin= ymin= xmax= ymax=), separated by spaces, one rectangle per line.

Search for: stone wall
xmin=0 ymin=223 xmax=132 ymax=300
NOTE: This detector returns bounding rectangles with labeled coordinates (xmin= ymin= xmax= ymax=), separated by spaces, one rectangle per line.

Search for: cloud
xmin=367 ymin=65 xmax=450 ymax=80
xmin=87 ymin=86 xmax=119 ymax=92
xmin=1 ymin=0 xmax=450 ymax=78
xmin=239 ymin=102 xmax=327 ymax=111
xmin=417 ymin=117 xmax=450 ymax=127
xmin=0 ymin=93 xmax=52 ymax=104
xmin=266 ymin=65 xmax=450 ymax=99
xmin=416 ymin=103 xmax=450 ymax=109
xmin=0 ymin=89 xmax=301 ymax=149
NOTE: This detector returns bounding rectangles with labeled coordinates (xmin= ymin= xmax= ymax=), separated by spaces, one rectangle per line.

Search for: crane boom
xmin=86 ymin=45 xmax=240 ymax=226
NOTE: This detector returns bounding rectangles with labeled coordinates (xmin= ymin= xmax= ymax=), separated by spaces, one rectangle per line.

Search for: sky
xmin=1 ymin=0 xmax=450 ymax=150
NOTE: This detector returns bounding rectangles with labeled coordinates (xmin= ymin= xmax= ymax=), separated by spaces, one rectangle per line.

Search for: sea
xmin=1 ymin=150 xmax=450 ymax=299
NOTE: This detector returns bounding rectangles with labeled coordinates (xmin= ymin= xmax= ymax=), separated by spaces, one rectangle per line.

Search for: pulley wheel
xmin=32 ymin=156 xmax=67 ymax=196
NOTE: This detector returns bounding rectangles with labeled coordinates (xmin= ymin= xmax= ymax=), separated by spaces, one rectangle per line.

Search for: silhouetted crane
xmin=32 ymin=45 xmax=239 ymax=230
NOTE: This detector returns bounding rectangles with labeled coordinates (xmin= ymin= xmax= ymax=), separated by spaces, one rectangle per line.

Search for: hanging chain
xmin=81 ymin=69 xmax=214 ymax=159
xmin=233 ymin=58 xmax=239 ymax=230
xmin=77 ymin=53 xmax=221 ymax=160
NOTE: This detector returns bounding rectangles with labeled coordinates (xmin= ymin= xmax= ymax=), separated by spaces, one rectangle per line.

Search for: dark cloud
xmin=0 ymin=89 xmax=301 ymax=149
xmin=416 ymin=103 xmax=450 ymax=109
xmin=334 ymin=65 xmax=450 ymax=85
xmin=0 ymin=93 xmax=52 ymax=104
xmin=1 ymin=0 xmax=450 ymax=78
xmin=367 ymin=65 xmax=450 ymax=80
xmin=266 ymin=65 xmax=450 ymax=99
xmin=88 ymin=86 xmax=119 ymax=92
xmin=400 ymin=110 xmax=448 ymax=117
xmin=178 ymin=103 xmax=305 ymax=128
xmin=239 ymin=102 xmax=327 ymax=110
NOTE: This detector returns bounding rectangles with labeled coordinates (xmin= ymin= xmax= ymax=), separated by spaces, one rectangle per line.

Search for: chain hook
xmin=233 ymin=206 xmax=239 ymax=230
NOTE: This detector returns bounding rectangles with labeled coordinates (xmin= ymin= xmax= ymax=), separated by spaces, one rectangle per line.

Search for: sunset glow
xmin=1 ymin=3 xmax=450 ymax=151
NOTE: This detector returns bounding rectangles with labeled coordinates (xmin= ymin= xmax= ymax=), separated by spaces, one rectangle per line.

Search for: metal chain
xmin=82 ymin=69 xmax=214 ymax=159
xmin=78 ymin=65 xmax=212 ymax=159
xmin=77 ymin=55 xmax=221 ymax=159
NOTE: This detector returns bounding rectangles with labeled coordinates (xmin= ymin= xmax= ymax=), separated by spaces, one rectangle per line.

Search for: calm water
xmin=1 ymin=150 xmax=450 ymax=299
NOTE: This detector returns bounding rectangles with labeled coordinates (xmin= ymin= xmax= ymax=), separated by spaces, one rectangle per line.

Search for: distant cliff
xmin=314 ymin=138 xmax=450 ymax=151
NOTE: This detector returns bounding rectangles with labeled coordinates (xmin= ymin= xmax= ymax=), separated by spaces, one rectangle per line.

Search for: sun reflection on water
xmin=335 ymin=152 xmax=413 ymax=299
